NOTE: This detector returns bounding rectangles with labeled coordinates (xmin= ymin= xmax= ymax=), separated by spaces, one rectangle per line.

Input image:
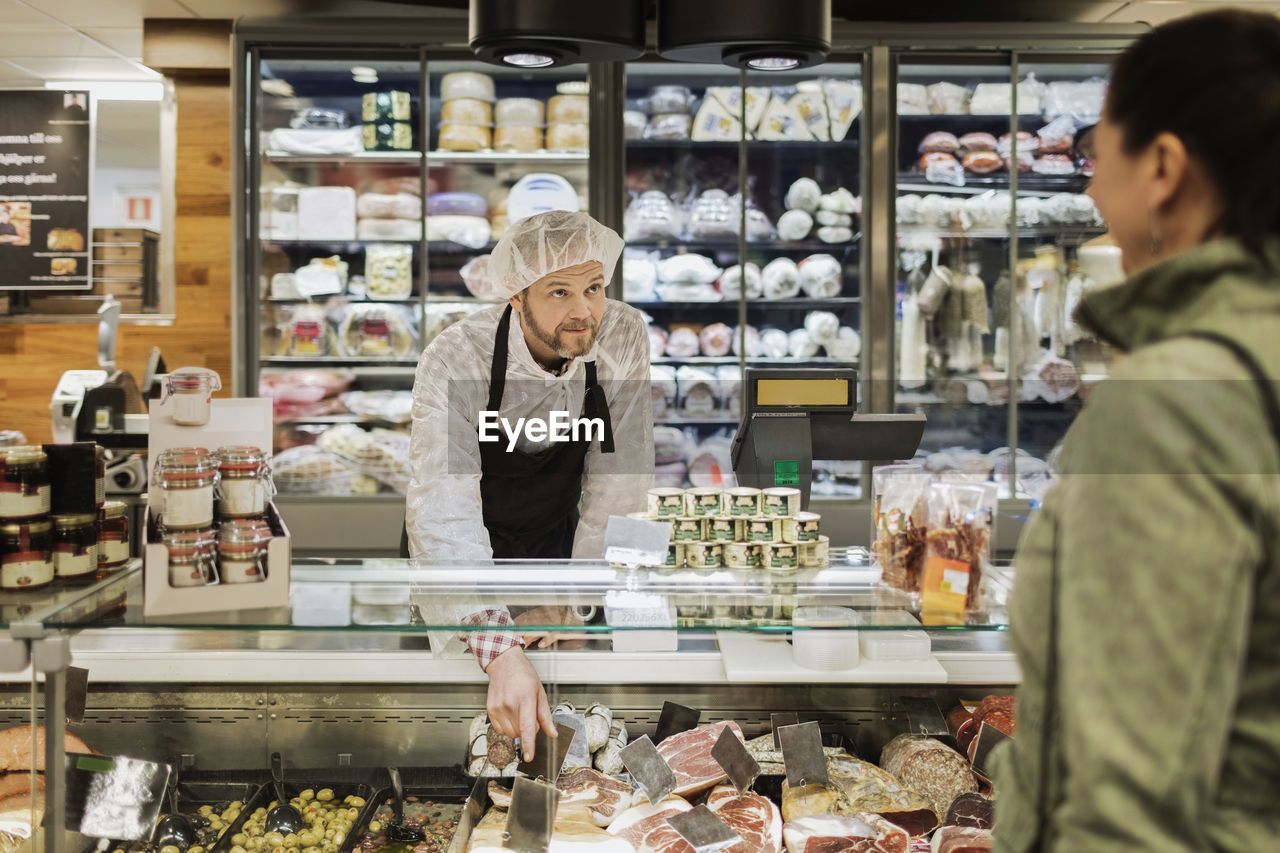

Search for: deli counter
xmin=0 ymin=554 xmax=1017 ymax=851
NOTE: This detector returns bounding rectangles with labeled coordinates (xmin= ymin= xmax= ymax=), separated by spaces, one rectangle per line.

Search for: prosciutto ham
xmin=608 ymin=796 xmax=694 ymax=853
xmin=929 ymin=826 xmax=993 ymax=853
xmin=487 ymin=768 xmax=633 ymax=828
xmin=656 ymin=720 xmax=746 ymax=797
xmin=782 ymin=814 xmax=911 ymax=853
xmin=707 ymin=784 xmax=783 ymax=853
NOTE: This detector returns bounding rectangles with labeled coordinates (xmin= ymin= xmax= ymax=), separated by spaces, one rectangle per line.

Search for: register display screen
xmin=755 ymin=378 xmax=851 ymax=407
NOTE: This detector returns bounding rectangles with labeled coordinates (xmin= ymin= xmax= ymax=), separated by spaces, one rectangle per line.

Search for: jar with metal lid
xmin=0 ymin=446 xmax=51 ymax=520
xmin=97 ymin=501 xmax=130 ymax=569
xmin=216 ymin=519 xmax=269 ymax=584
xmin=52 ymin=513 xmax=98 ymax=583
xmin=1 ymin=518 xmax=54 ymax=591
xmin=94 ymin=445 xmax=105 ymax=507
xmin=164 ymin=527 xmax=216 ymax=588
xmin=155 ymin=453 xmax=218 ymax=530
xmin=165 ymin=367 xmax=222 ymax=427
xmin=216 ymin=446 xmax=269 ymax=518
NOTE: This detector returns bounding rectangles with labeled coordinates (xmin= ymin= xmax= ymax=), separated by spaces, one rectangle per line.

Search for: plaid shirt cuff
xmin=461 ymin=608 xmax=525 ymax=670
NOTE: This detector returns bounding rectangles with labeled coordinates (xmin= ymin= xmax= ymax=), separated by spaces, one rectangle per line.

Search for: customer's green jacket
xmin=992 ymin=238 xmax=1280 ymax=852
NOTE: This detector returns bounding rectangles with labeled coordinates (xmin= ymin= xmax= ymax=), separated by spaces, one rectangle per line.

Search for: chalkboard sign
xmin=0 ymin=90 xmax=91 ymax=290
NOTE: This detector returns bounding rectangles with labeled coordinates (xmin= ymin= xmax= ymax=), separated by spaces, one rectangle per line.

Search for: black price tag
xmin=619 ymin=735 xmax=676 ymax=806
xmin=710 ymin=726 xmax=759 ymax=795
xmin=667 ymin=804 xmax=741 ymax=853
xmin=505 ymin=777 xmax=559 ymax=853
xmin=64 ymin=754 xmax=171 ymax=840
xmin=770 ymin=712 xmax=799 ymax=749
xmin=968 ymin=722 xmax=1012 ymax=783
xmin=66 ymin=665 xmax=89 ymax=725
xmin=778 ymin=721 xmax=829 ymax=788
xmin=899 ymin=696 xmax=949 ymax=736
xmin=654 ymin=701 xmax=700 ymax=745
xmin=516 ymin=722 xmax=575 ymax=783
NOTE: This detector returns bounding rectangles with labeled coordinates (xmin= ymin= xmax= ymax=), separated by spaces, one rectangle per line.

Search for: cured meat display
xmin=782 ymin=814 xmax=911 ymax=853
xmin=608 ymin=796 xmax=695 ymax=853
xmin=487 ymin=768 xmax=633 ymax=828
xmin=879 ymin=736 xmax=978 ymax=819
xmin=827 ymin=755 xmax=939 ymax=837
xmin=656 ymin=720 xmax=746 ymax=797
xmin=467 ymin=803 xmax=637 ymax=853
xmin=929 ymin=826 xmax=993 ymax=853
xmin=707 ymin=784 xmax=784 ymax=853
xmin=971 ymin=696 xmax=1015 ymax=736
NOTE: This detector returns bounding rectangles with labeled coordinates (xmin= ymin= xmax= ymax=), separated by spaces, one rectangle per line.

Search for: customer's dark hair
xmin=1106 ymin=9 xmax=1280 ymax=258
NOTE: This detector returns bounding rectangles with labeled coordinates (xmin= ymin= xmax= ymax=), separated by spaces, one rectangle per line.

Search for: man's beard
xmin=521 ymin=307 xmax=598 ymax=359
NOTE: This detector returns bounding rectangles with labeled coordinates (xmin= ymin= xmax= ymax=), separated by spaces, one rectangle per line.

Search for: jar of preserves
xmin=165 ymin=367 xmax=222 ymax=427
xmin=217 ymin=519 xmax=269 ymax=584
xmin=216 ymin=446 xmax=269 ymax=519
xmin=0 ymin=446 xmax=50 ymax=520
xmin=164 ymin=528 xmax=216 ymax=588
xmin=155 ymin=452 xmax=218 ymax=530
xmin=98 ymin=501 xmax=130 ymax=569
xmin=1 ymin=518 xmax=54 ymax=591
xmin=52 ymin=513 xmax=98 ymax=583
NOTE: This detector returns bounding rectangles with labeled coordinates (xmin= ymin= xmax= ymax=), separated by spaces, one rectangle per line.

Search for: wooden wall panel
xmin=0 ymin=76 xmax=234 ymax=444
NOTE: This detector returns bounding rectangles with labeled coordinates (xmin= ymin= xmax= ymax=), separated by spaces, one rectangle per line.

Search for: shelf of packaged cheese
xmin=626 ymin=239 xmax=859 ymax=253
xmin=263 ymin=150 xmax=589 ymax=166
xmin=264 ymin=150 xmax=422 ymax=164
xmin=896 ymin=227 xmax=1106 ymax=240
xmin=652 ymin=356 xmax=849 ymax=366
xmin=40 ymin=558 xmax=1012 ymax=634
xmin=898 ymin=113 xmax=1045 ymax=125
xmin=897 ymin=173 xmax=1091 ymax=193
xmin=626 ymin=139 xmax=860 ymax=154
xmin=633 ymin=298 xmax=859 ymax=310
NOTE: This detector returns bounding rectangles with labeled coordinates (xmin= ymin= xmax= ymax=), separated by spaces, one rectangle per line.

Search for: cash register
xmin=730 ymin=368 xmax=925 ymax=506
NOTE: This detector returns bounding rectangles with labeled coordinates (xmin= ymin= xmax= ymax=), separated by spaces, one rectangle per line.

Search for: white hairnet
xmin=487 ymin=210 xmax=624 ymax=299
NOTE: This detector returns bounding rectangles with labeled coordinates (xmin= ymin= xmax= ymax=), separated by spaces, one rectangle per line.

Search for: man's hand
xmin=484 ymin=646 xmax=556 ymax=761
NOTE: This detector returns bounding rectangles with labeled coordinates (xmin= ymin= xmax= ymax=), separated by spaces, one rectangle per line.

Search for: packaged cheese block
xmin=823 ymin=79 xmax=862 ymax=141
xmin=548 ymin=94 xmax=589 ymax=123
xmin=362 ymin=90 xmax=411 ymax=121
xmin=758 ymin=96 xmax=815 ymax=141
xmin=438 ymin=122 xmax=491 ymax=151
xmin=356 ymin=192 xmax=421 ymax=220
xmin=691 ymin=97 xmax=743 ymax=141
xmin=898 ymin=83 xmax=929 ymax=115
xmin=788 ymin=91 xmax=830 ymax=141
xmin=363 ymin=121 xmax=412 ymax=151
xmin=705 ymin=85 xmax=771 ymax=133
xmin=297 ymin=186 xmax=357 ymax=241
xmin=644 ymin=113 xmax=692 ymax=140
xmin=357 ymin=218 xmax=421 ymax=241
xmin=441 ymin=70 xmax=495 ymax=102
xmin=494 ymin=97 xmax=545 ymax=125
xmin=546 ymin=122 xmax=588 ymax=151
xmin=442 ymin=97 xmax=493 ymax=125
xmin=927 ymin=81 xmax=971 ymax=115
xmin=494 ymin=124 xmax=544 ymax=151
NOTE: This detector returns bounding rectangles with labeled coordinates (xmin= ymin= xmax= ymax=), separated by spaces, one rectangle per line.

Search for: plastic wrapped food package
xmin=426 ymin=215 xmax=491 ymax=248
xmin=688 ymin=435 xmax=735 ymax=488
xmin=1042 ymin=79 xmax=1106 ymax=123
xmin=788 ymin=91 xmax=830 ymax=140
xmin=648 ymin=326 xmax=668 ymax=359
xmin=923 ymin=482 xmax=994 ymax=614
xmin=831 ymin=326 xmax=861 ymax=361
xmin=356 ymin=192 xmax=421 ymax=220
xmin=927 ymin=82 xmax=971 ymax=114
xmin=290 ymin=107 xmax=347 ymax=129
xmin=494 ymin=97 xmax=544 ymax=125
xmin=338 ymin=303 xmax=416 ymax=358
xmin=705 ymin=86 xmax=771 ymax=134
xmin=777 ymin=209 xmax=814 ymax=241
xmin=623 ymin=109 xmax=648 ymax=139
xmin=441 ymin=98 xmax=493 ymax=125
xmin=440 ymin=71 xmax=495 ymax=102
xmin=363 ymin=121 xmax=413 ymax=152
xmin=623 ymin=253 xmax=659 ymax=301
xmin=658 ymin=252 xmax=721 ymax=285
xmin=817 ymin=226 xmax=854 ymax=244
xmin=651 ymin=365 xmax=677 ymax=418
xmin=964 ymin=193 xmax=1012 ymax=230
xmin=363 ymin=244 xmax=413 ymax=299
xmin=959 ymin=132 xmax=998 ymax=152
xmin=815 ymin=210 xmax=854 ymax=228
xmin=963 ymin=151 xmax=1004 ymax=175
xmin=438 ymin=122 xmax=491 ymax=151
xmin=699 ymin=322 xmax=733 ymax=357
xmin=716 ymin=365 xmax=743 ymax=417
xmin=665 ymin=327 xmax=700 ymax=358
xmin=647 ymin=85 xmax=693 ymax=115
xmin=423 ymin=302 xmax=485 ymax=345
xmin=259 ymin=368 xmax=355 ymax=404
xmin=919 ymin=194 xmax=959 ymax=230
xmin=272 ymin=445 xmax=358 ymax=494
xmin=920 ymin=131 xmax=960 ymax=153
xmin=362 ymin=91 xmax=411 ymax=122
xmin=357 ymin=218 xmax=420 ymax=241
xmin=788 ymin=328 xmax=820 ymax=358
xmin=318 ymin=424 xmax=411 ymax=493
xmin=1036 ymin=115 xmax=1076 ymax=154
xmin=687 ymin=189 xmax=738 ymax=239
xmin=872 ymin=466 xmax=931 ymax=596
xmin=625 ymin=191 xmax=682 ymax=241
xmin=922 ymin=152 xmax=965 ymax=186
xmin=690 ymin=97 xmax=743 ymax=141
xmin=803 ymin=311 xmax=840 ymax=345
xmin=460 ymin=255 xmax=502 ymax=301
xmin=762 ymin=257 xmax=801 ymax=299
xmin=732 ymin=324 xmax=762 ymax=358
xmin=281 ymin=304 xmax=331 ymax=356
xmin=757 ymin=95 xmax=814 ymax=141
xmin=654 ymin=426 xmax=689 ymax=466
xmin=676 ymin=366 xmax=719 ymax=418
xmin=298 ymin=186 xmax=357 ymax=241
xmin=267 ymin=126 xmax=363 ymax=156
xmin=427 ymin=192 xmax=486 ymax=217
xmin=798 ymin=253 xmax=843 ymax=298
xmin=293 ymin=255 xmax=347 ymax=298
xmin=896 ymin=194 xmax=924 ymax=226
xmin=897 ymin=83 xmax=929 ymax=115
xmin=719 ymin=263 xmax=763 ymax=300
xmin=1033 ymin=155 xmax=1075 ymax=175
xmin=820 ymin=188 xmax=858 ymax=214
xmin=760 ymin=328 xmax=790 ymax=358
xmin=547 ymin=94 xmax=589 ymax=123
xmin=339 ymin=390 xmax=413 ymax=424
xmin=785 ymin=177 xmax=822 ymax=213
xmin=546 ymin=122 xmax=588 ymax=151
xmin=646 ymin=113 xmax=693 ymax=140
xmin=494 ymin=125 xmax=544 ymax=151
xmin=742 ymin=202 xmax=777 ymax=242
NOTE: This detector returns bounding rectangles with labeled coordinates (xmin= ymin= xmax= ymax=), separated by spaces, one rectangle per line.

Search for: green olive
xmin=265 ymin=832 xmax=285 ymax=846
xmin=368 ymin=820 xmax=381 ymax=832
xmin=299 ymin=788 xmax=314 ymax=801
xmin=230 ymin=847 xmax=247 ymax=853
xmin=315 ymin=788 xmax=334 ymax=802
xmin=189 ymin=847 xmax=204 ymax=853
xmin=303 ymin=847 xmax=320 ymax=853
xmin=160 ymin=846 xmax=181 ymax=853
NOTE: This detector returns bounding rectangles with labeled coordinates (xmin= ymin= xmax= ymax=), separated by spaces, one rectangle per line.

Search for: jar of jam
xmin=217 ymin=519 xmax=269 ymax=584
xmin=52 ymin=513 xmax=98 ymax=583
xmin=98 ymin=501 xmax=130 ymax=569
xmin=164 ymin=527 xmax=216 ymax=588
xmin=155 ymin=452 xmax=218 ymax=530
xmin=165 ymin=367 xmax=222 ymax=427
xmin=216 ymin=446 xmax=269 ymax=518
xmin=1 ymin=518 xmax=54 ymax=591
xmin=0 ymin=446 xmax=51 ymax=520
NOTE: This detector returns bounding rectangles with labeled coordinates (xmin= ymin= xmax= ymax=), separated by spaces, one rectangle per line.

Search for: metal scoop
xmin=264 ymin=752 xmax=303 ymax=835
xmin=153 ymin=764 xmax=196 ymax=851
xmin=384 ymin=766 xmax=426 ymax=843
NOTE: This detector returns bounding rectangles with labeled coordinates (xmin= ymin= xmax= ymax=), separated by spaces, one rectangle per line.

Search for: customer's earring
xmin=1150 ymin=210 xmax=1163 ymax=256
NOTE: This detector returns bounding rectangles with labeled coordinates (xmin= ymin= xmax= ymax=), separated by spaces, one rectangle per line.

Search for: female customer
xmin=993 ymin=9 xmax=1280 ymax=852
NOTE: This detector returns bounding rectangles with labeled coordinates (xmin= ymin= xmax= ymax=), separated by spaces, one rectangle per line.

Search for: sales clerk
xmin=406 ymin=210 xmax=654 ymax=758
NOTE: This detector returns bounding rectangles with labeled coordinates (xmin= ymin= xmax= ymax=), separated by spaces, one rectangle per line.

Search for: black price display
xmin=0 ymin=90 xmax=91 ymax=290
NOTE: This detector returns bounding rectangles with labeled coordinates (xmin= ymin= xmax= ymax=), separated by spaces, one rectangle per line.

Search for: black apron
xmin=477 ymin=305 xmax=614 ymax=559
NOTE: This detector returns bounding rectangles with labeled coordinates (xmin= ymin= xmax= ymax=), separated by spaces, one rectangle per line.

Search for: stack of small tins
xmin=0 ymin=442 xmax=126 ymax=592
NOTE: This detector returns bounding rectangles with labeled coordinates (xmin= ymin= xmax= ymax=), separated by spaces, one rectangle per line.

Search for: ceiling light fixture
xmin=469 ymin=0 xmax=645 ymax=69
xmin=657 ymin=0 xmax=831 ymax=70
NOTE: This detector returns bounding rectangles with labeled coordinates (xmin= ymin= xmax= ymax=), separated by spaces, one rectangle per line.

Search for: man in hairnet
xmin=407 ymin=210 xmax=654 ymax=758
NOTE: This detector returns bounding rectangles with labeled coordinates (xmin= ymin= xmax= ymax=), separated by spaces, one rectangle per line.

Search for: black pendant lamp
xmin=469 ymin=0 xmax=646 ymax=69
xmin=657 ymin=0 xmax=831 ymax=71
